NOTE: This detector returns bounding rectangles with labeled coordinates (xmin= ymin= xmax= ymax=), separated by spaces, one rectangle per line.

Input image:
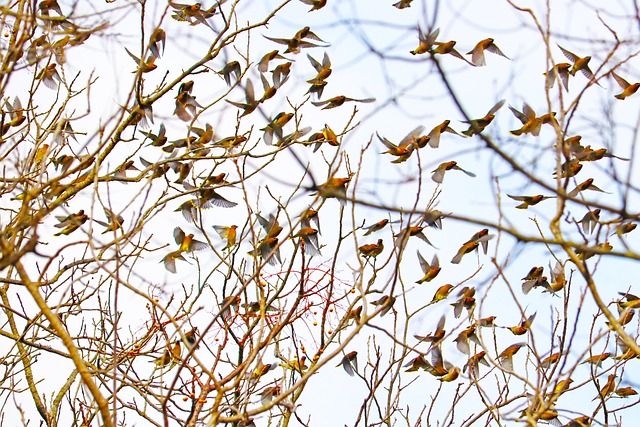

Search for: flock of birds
xmin=16 ymin=1 xmax=640 ymax=424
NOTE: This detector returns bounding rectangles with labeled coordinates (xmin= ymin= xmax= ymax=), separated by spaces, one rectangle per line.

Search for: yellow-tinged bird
xmin=312 ymin=95 xmax=375 ymax=109
xmin=557 ymin=44 xmax=596 ymax=81
xmin=428 ymin=284 xmax=454 ymax=305
xmin=410 ymin=27 xmax=439 ymax=55
xmin=363 ymin=219 xmax=389 ymax=236
xmin=461 ymin=99 xmax=505 ymax=136
xmin=416 ymin=251 xmax=441 ymax=283
xmin=450 ymin=241 xmax=479 ymax=264
xmin=507 ymin=312 xmax=536 ymax=335
xmin=593 ymin=374 xmax=616 ymax=401
xmin=213 ymin=225 xmax=237 ymax=250
xmin=173 ymin=227 xmax=208 ymax=253
xmin=611 ymin=71 xmax=640 ymax=100
xmin=95 ymin=208 xmax=124 ymax=234
xmin=300 ymin=0 xmax=327 ymax=12
xmin=507 ymin=194 xmax=554 ymax=209
xmin=149 ymin=28 xmax=166 ymax=58
xmin=545 ymin=63 xmax=571 ymax=91
xmin=466 ymin=38 xmax=509 ymax=66
xmin=54 ymin=210 xmax=88 ymax=236
xmin=498 ymin=342 xmax=526 ymax=371
xmin=372 ymin=295 xmax=395 ymax=316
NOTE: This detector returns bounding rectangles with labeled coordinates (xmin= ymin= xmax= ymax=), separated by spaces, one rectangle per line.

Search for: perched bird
xmin=451 ymin=241 xmax=479 ymax=264
xmin=410 ymin=27 xmax=439 ymax=55
xmin=54 ymin=210 xmax=88 ymax=236
xmin=568 ymin=178 xmax=608 ymax=197
xmin=461 ymin=100 xmax=505 ymax=136
xmin=507 ymin=194 xmax=554 ymax=209
xmin=217 ymin=61 xmax=241 ymax=86
xmin=507 ymin=312 xmax=536 ymax=335
xmin=545 ymin=63 xmax=571 ymax=92
xmin=428 ymin=284 xmax=454 ymax=306
xmin=611 ymin=71 xmax=640 ymax=100
xmin=337 ymin=351 xmax=358 ymax=376
xmin=311 ymin=95 xmax=375 ymax=109
xmin=416 ymin=251 xmax=441 ymax=283
xmin=498 ymin=342 xmax=526 ymax=371
xmin=358 ymin=239 xmax=384 ymax=258
xmin=466 ymin=38 xmax=509 ymax=66
xmin=557 ymin=44 xmax=596 ymax=81
xmin=212 ymin=225 xmax=238 ymax=250
xmin=432 ymin=161 xmax=476 ymax=183
xmin=95 ymin=208 xmax=124 ymax=234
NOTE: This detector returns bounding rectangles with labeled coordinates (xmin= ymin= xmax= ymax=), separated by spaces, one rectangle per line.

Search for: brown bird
xmin=218 ymin=61 xmax=241 ymax=86
xmin=248 ymin=237 xmax=281 ymax=266
xmin=466 ymin=38 xmax=509 ymax=66
xmin=579 ymin=209 xmax=600 ymax=234
xmin=507 ymin=312 xmax=536 ymax=335
xmin=264 ymin=26 xmax=326 ymax=54
xmin=255 ymin=212 xmax=283 ymax=239
xmin=414 ymin=315 xmax=446 ymax=353
xmin=545 ymin=63 xmax=571 ymax=92
xmin=226 ymin=79 xmax=259 ymax=117
xmin=337 ymin=351 xmax=358 ymax=376
xmin=315 ymin=177 xmax=350 ymax=203
xmin=173 ymin=227 xmax=208 ymax=253
xmin=371 ymin=295 xmax=395 ymax=316
xmin=54 ymin=210 xmax=88 ymax=236
xmin=509 ymin=103 xmax=547 ymax=136
xmin=292 ymin=227 xmax=320 ymax=255
xmin=464 ymin=351 xmax=489 ymax=375
xmin=450 ymin=241 xmax=479 ymax=264
xmin=362 ymin=219 xmax=389 ymax=236
xmin=257 ymin=50 xmax=290 ymax=72
xmin=451 ymin=286 xmax=476 ymax=318
xmin=300 ymin=0 xmax=327 ymax=11
xmin=312 ymin=95 xmax=375 ymax=109
xmin=358 ymin=239 xmax=384 ymax=258
xmin=568 ymin=178 xmax=608 ymax=198
xmin=428 ymin=284 xmax=454 ymax=306
xmin=461 ymin=99 xmax=505 ymax=137
xmin=432 ymin=161 xmax=476 ymax=183
xmin=557 ymin=44 xmax=597 ymax=81
xmin=580 ymin=352 xmax=611 ymax=368
xmin=394 ymin=225 xmax=436 ymax=249
xmin=498 ymin=342 xmax=526 ymax=371
xmin=465 ymin=228 xmax=494 ymax=254
xmin=174 ymin=88 xmax=202 ymax=122
xmin=507 ymin=194 xmax=554 ymax=209
xmin=593 ymin=374 xmax=616 ymax=401
xmin=124 ymin=47 xmax=157 ymax=73
xmin=426 ymin=120 xmax=461 ymax=148
xmin=432 ymin=40 xmax=475 ymax=65
xmin=539 ymin=352 xmax=561 ymax=370
xmin=212 ymin=225 xmax=237 ymax=250
xmin=454 ymin=324 xmax=480 ymax=355
xmin=377 ymin=126 xmax=424 ymax=163
xmin=36 ymin=63 xmax=62 ymax=89
xmin=521 ymin=266 xmax=545 ymax=294
xmin=392 ymin=0 xmax=413 ymax=9
xmin=169 ymin=1 xmax=219 ymax=28
xmin=149 ymin=28 xmax=166 ymax=57
xmin=611 ymin=71 xmax=640 ymax=100
xmin=95 ymin=208 xmax=124 ymax=234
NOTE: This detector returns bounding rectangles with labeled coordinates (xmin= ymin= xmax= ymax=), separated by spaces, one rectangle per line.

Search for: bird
xmin=36 ymin=63 xmax=62 ymax=89
xmin=307 ymin=52 xmax=332 ymax=83
xmin=212 ymin=225 xmax=237 ymax=250
xmin=377 ymin=126 xmax=424 ymax=163
xmin=409 ymin=27 xmax=439 ymax=55
xmin=428 ymin=284 xmax=454 ymax=306
xmin=521 ymin=266 xmax=545 ymax=294
xmin=579 ymin=209 xmax=600 ymax=234
xmin=300 ymin=0 xmax=327 ymax=12
xmin=610 ymin=71 xmax=640 ymax=100
xmin=54 ymin=210 xmax=88 ymax=236
xmin=538 ymin=352 xmax=561 ymax=370
xmin=226 ymin=79 xmax=259 ymax=117
xmin=507 ymin=194 xmax=554 ymax=209
xmin=358 ymin=239 xmax=384 ymax=258
xmin=580 ymin=352 xmax=611 ymax=368
xmin=260 ymin=386 xmax=281 ymax=405
xmin=615 ymin=387 xmax=638 ymax=397
xmin=416 ymin=251 xmax=441 ymax=283
xmin=173 ymin=227 xmax=208 ymax=253
xmin=169 ymin=1 xmax=219 ymax=28
xmin=362 ymin=219 xmax=389 ymax=236
xmin=394 ymin=225 xmax=436 ymax=249
xmin=264 ymin=26 xmax=326 ymax=54
xmin=465 ymin=228 xmax=494 ymax=254
xmin=148 ymin=28 xmax=166 ymax=57
xmin=414 ymin=315 xmax=446 ymax=354
xmin=509 ymin=103 xmax=547 ymax=136
xmin=392 ymin=0 xmax=413 ymax=9
xmin=454 ymin=325 xmax=480 ymax=355
xmin=568 ymin=178 xmax=608 ymax=197
xmin=461 ymin=99 xmax=505 ymax=136
xmin=498 ymin=342 xmax=526 ymax=371
xmin=218 ymin=61 xmax=241 ymax=86
xmin=337 ymin=351 xmax=358 ymax=376
xmin=312 ymin=95 xmax=375 ymax=109
xmin=299 ymin=208 xmax=321 ymax=233
xmin=161 ymin=250 xmax=187 ymax=274
xmin=466 ymin=38 xmax=509 ymax=66
xmin=141 ymin=124 xmax=168 ymax=148
xmin=39 ymin=0 xmax=64 ymax=15
xmin=257 ymin=50 xmax=289 ymax=73
xmin=593 ymin=374 xmax=616 ymax=401
xmin=451 ymin=286 xmax=476 ymax=318
xmin=464 ymin=351 xmax=489 ymax=375
xmin=450 ymin=241 xmax=479 ymax=264
xmin=507 ymin=312 xmax=536 ymax=335
xmin=432 ymin=161 xmax=476 ymax=184
xmin=371 ymin=295 xmax=395 ymax=316
xmin=124 ymin=47 xmax=157 ymax=73
xmin=544 ymin=260 xmax=566 ymax=295
xmin=255 ymin=212 xmax=283 ymax=239
xmin=432 ymin=40 xmax=474 ymax=65
xmin=292 ymin=227 xmax=320 ymax=255
xmin=545 ymin=63 xmax=571 ymax=92
xmin=557 ymin=44 xmax=597 ymax=81
xmin=261 ymin=112 xmax=294 ymax=145
xmin=248 ymin=237 xmax=281 ymax=266
xmin=94 ymin=208 xmax=124 ymax=234
xmin=426 ymin=120 xmax=461 ymax=148
xmin=314 ymin=177 xmax=350 ymax=203
xmin=174 ymin=87 xmax=202 ymax=122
